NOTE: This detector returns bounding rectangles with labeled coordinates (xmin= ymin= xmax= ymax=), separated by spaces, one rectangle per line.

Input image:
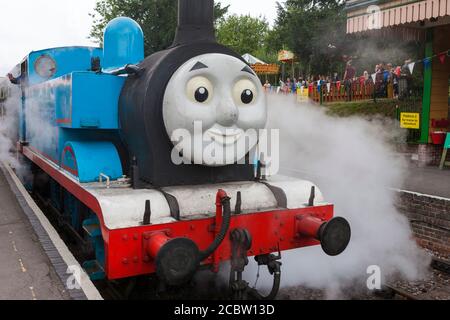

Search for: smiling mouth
xmin=206 ymin=127 xmax=244 ymax=145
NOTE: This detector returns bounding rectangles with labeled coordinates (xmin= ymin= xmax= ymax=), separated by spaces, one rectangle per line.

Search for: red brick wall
xmin=417 ymin=144 xmax=444 ymax=167
xmin=396 ymin=191 xmax=450 ymax=257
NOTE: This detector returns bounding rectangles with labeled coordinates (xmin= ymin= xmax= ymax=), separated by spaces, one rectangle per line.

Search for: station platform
xmin=0 ymin=164 xmax=101 ymax=300
xmin=0 ymin=167 xmax=68 ymax=299
xmin=401 ymin=166 xmax=450 ymax=199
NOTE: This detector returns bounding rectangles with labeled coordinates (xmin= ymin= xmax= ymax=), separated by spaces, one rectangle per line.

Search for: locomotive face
xmin=163 ymin=53 xmax=267 ymax=166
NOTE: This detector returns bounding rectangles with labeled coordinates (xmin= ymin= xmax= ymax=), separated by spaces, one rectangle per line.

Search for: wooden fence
xmin=309 ymin=81 xmax=376 ymax=103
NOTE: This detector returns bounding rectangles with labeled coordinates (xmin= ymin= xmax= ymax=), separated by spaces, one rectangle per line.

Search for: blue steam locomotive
xmin=5 ymin=0 xmax=350 ymax=299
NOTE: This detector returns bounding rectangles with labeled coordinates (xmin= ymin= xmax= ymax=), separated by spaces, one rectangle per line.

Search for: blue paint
xmin=28 ymin=47 xmax=102 ymax=86
xmin=103 ymin=17 xmax=144 ymax=70
xmin=16 ymin=19 xmax=142 ymax=183
xmin=62 ymin=141 xmax=123 ymax=183
xmin=64 ymin=192 xmax=82 ymax=231
xmin=82 ymin=216 xmax=106 ymax=281
xmin=58 ymin=72 xmax=125 ymax=129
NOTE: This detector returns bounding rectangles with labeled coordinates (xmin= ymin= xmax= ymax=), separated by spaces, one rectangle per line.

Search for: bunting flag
xmin=364 ymin=48 xmax=450 ymax=77
xmin=371 ymin=73 xmax=377 ymax=84
xmin=336 ymin=81 xmax=341 ymax=92
xmin=327 ymin=83 xmax=331 ymax=93
xmin=438 ymin=53 xmax=446 ymax=64
xmin=408 ymin=62 xmax=415 ymax=74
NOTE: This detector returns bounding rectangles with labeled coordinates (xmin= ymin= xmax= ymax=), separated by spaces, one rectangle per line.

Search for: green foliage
xmin=325 ymin=99 xmax=401 ymax=118
xmin=216 ymin=14 xmax=269 ymax=56
xmin=271 ymin=0 xmax=349 ymax=76
xmin=90 ymin=0 xmax=229 ymax=56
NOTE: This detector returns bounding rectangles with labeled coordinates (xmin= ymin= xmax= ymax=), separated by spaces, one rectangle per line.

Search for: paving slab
xmin=0 ymin=169 xmax=69 ymax=300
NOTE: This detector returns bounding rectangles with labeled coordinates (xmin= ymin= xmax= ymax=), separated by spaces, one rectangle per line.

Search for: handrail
xmin=99 ymin=173 xmax=111 ymax=189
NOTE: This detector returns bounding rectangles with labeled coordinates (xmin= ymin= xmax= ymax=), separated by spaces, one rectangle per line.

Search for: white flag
xmin=408 ymin=62 xmax=415 ymax=74
xmin=371 ymin=73 xmax=377 ymax=83
xmin=327 ymin=83 xmax=331 ymax=93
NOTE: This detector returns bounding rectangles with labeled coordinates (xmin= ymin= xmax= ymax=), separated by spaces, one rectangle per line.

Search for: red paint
xmin=106 ymin=205 xmax=333 ymax=280
xmin=212 ymin=189 xmax=228 ymax=272
xmin=296 ymin=215 xmax=325 ymax=239
xmin=28 ymin=145 xmax=59 ymax=165
xmin=57 ymin=118 xmax=72 ymax=125
xmin=144 ymin=232 xmax=171 ymax=259
xmin=61 ymin=145 xmax=79 ymax=176
xmin=21 ymin=146 xmax=336 ymax=281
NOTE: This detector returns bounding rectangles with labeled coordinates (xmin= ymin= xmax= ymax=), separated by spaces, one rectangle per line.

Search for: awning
xmin=347 ymin=0 xmax=450 ymax=34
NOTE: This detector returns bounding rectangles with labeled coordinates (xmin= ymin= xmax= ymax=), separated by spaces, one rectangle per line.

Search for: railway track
xmin=380 ymin=257 xmax=450 ymax=300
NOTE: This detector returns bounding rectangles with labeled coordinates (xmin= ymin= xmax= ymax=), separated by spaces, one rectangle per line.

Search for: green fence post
xmin=420 ymin=29 xmax=433 ymax=144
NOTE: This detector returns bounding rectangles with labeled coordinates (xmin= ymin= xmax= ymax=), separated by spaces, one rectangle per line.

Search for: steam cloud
xmin=243 ymin=93 xmax=430 ymax=299
xmin=0 ymin=79 xmax=430 ymax=299
xmin=0 ymin=83 xmax=20 ymax=168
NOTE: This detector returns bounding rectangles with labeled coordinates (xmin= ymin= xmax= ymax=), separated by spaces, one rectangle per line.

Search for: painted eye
xmin=233 ymin=79 xmax=257 ymax=105
xmin=186 ymin=76 xmax=213 ymax=104
xmin=195 ymin=87 xmax=209 ymax=103
xmin=241 ymin=89 xmax=254 ymax=104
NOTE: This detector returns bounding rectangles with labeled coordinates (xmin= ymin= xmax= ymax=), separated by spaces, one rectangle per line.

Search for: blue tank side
xmin=28 ymin=47 xmax=103 ymax=86
xmin=25 ymin=71 xmax=125 ymax=174
xmin=25 ymin=81 xmax=60 ymax=163
xmin=69 ymin=72 xmax=126 ymax=129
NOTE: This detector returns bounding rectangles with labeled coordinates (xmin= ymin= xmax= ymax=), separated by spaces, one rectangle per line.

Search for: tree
xmin=270 ymin=0 xmax=350 ymax=76
xmin=270 ymin=0 xmax=423 ymax=78
xmin=90 ymin=0 xmax=229 ymax=56
xmin=216 ymin=14 xmax=270 ymax=57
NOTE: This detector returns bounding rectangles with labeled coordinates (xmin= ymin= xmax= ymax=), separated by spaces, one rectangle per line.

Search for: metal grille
xmin=397 ymin=87 xmax=423 ymax=143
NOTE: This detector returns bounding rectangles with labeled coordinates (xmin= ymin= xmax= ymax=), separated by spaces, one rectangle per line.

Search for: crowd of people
xmin=343 ymin=60 xmax=414 ymax=101
xmin=263 ymin=59 xmax=414 ymax=102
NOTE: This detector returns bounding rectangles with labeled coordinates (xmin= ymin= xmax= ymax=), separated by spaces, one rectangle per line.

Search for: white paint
xmin=268 ymin=176 xmax=326 ymax=208
xmin=90 ymin=175 xmax=327 ymax=229
xmin=1 ymin=162 xmax=103 ymax=301
xmin=163 ymin=181 xmax=278 ymax=217
xmin=88 ymin=186 xmax=175 ymax=229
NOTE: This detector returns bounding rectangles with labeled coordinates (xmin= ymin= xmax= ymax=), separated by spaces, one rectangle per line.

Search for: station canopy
xmin=242 ymin=53 xmax=280 ymax=75
xmin=346 ymin=0 xmax=450 ymax=41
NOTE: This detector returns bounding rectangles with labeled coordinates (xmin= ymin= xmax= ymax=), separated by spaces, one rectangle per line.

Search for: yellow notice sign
xmin=400 ymin=113 xmax=420 ymax=129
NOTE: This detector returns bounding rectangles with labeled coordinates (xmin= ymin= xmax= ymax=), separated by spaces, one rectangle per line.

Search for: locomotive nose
xmin=296 ymin=216 xmax=351 ymax=256
xmin=216 ymin=97 xmax=239 ymax=127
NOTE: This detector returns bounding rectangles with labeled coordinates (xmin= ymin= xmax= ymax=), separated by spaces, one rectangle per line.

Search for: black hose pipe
xmin=198 ymin=196 xmax=232 ymax=262
xmin=248 ymin=262 xmax=281 ymax=300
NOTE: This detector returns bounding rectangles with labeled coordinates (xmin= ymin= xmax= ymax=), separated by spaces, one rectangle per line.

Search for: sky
xmin=0 ymin=0 xmax=279 ymax=75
